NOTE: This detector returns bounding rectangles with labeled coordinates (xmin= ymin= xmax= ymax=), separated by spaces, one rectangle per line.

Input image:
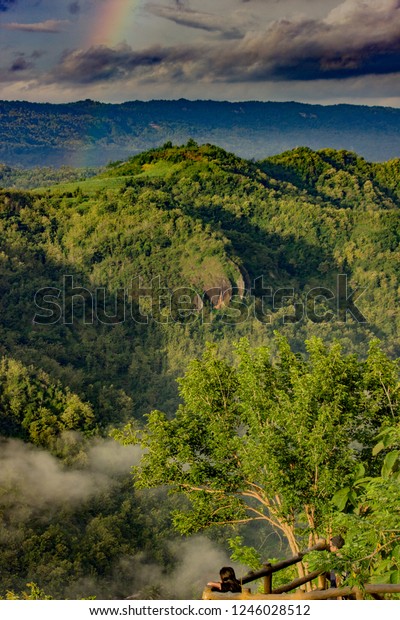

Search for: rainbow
xmin=68 ymin=1 xmax=144 ymax=169
xmin=88 ymin=0 xmax=142 ymax=47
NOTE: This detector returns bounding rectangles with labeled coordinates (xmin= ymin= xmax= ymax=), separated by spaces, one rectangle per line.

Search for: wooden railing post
xmin=263 ymin=563 xmax=272 ymax=594
xmin=317 ymin=574 xmax=327 ymax=590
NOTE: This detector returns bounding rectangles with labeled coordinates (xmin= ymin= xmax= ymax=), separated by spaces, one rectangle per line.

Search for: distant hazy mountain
xmin=1 ymin=99 xmax=400 ymax=167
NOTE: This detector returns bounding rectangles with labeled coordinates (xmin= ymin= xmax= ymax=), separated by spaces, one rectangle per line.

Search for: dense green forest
xmin=0 ymin=142 xmax=399 ymax=598
xmin=2 ymin=99 xmax=400 ymax=166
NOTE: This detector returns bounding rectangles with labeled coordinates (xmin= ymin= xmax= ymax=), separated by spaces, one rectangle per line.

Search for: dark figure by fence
xmin=208 ymin=567 xmax=242 ymax=593
xmin=328 ymin=535 xmax=346 ymax=590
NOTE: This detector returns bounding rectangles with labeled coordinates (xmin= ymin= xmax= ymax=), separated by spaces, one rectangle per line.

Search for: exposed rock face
xmin=185 ymin=257 xmax=247 ymax=310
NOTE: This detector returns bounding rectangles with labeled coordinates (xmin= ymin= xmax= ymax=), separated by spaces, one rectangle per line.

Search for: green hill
xmin=1 ymin=141 xmax=399 ymax=418
xmin=1 ymin=142 xmax=399 ymax=418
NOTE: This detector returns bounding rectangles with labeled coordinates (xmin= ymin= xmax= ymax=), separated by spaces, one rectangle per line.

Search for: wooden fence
xmin=202 ymin=540 xmax=400 ymax=600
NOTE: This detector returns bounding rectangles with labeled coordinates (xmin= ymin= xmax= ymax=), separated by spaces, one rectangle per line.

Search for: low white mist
xmin=0 ymin=436 xmax=142 ymax=513
xmin=119 ymin=536 xmax=243 ymax=600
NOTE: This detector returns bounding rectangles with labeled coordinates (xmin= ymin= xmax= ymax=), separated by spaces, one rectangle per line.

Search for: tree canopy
xmin=132 ymin=335 xmax=400 ymax=579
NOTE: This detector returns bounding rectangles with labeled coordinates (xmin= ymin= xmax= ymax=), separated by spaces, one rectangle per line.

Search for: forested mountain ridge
xmin=2 ymin=99 xmax=400 ymax=166
xmin=0 ymin=142 xmax=399 ymax=598
xmin=1 ymin=142 xmax=399 ymax=420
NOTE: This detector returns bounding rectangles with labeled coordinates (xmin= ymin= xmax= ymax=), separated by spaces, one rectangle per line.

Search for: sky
xmin=0 ymin=0 xmax=400 ymax=105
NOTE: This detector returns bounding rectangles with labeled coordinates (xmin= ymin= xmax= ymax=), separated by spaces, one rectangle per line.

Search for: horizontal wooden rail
xmin=241 ymin=541 xmax=328 ymax=584
xmin=272 ymin=570 xmax=324 ymax=595
xmin=202 ymin=584 xmax=400 ymax=601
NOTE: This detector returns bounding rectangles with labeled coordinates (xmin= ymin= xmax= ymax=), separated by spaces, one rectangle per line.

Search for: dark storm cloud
xmin=51 ymin=43 xmax=200 ymax=84
xmin=48 ymin=0 xmax=400 ymax=86
xmin=0 ymin=0 xmax=17 ymax=11
xmin=10 ymin=56 xmax=33 ymax=71
xmin=147 ymin=3 xmax=243 ymax=39
xmin=68 ymin=1 xmax=80 ymax=15
xmin=214 ymin=0 xmax=400 ymax=83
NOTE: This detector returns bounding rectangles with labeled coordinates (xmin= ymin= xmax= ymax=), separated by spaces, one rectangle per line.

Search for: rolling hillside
xmin=1 ymin=141 xmax=398 ymax=425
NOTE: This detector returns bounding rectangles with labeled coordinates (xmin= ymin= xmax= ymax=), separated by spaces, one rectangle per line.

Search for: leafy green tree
xmin=0 ymin=357 xmax=95 ymax=448
xmin=132 ymin=336 xmax=399 ymax=579
xmin=311 ymin=422 xmax=400 ymax=588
